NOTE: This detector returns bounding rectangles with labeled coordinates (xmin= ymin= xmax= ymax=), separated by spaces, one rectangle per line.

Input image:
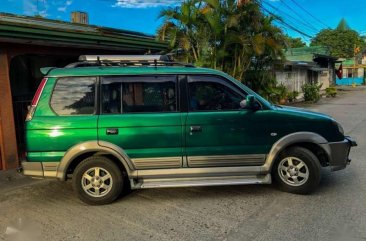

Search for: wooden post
xmin=0 ymin=124 xmax=2 ymax=170
xmin=0 ymin=49 xmax=19 ymax=170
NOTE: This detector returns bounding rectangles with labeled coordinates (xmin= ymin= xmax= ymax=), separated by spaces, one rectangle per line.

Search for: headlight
xmin=334 ymin=121 xmax=344 ymax=135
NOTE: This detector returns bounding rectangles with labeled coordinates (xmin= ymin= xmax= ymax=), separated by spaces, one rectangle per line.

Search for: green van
xmin=22 ymin=55 xmax=357 ymax=205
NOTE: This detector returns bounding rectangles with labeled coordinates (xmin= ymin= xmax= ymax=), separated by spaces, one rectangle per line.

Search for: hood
xmin=275 ymin=105 xmax=333 ymax=120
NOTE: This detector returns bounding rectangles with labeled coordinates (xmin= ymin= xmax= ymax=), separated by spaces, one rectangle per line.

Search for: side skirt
xmin=131 ymin=174 xmax=271 ymax=189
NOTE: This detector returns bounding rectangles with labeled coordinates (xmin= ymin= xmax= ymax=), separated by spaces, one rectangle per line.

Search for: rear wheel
xmin=273 ymin=147 xmax=321 ymax=194
xmin=72 ymin=156 xmax=123 ymax=205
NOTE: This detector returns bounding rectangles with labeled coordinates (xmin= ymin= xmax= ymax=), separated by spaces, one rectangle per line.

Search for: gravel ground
xmin=0 ymin=88 xmax=365 ymax=241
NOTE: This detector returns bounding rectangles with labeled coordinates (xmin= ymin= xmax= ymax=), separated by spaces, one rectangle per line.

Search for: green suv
xmin=22 ymin=55 xmax=357 ymax=205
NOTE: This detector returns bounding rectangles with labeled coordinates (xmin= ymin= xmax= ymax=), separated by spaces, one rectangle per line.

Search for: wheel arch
xmin=56 ymin=141 xmax=135 ymax=180
xmin=263 ymin=132 xmax=331 ymax=172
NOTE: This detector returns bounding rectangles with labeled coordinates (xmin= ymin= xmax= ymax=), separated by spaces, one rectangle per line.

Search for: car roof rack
xmin=65 ymin=55 xmax=195 ymax=68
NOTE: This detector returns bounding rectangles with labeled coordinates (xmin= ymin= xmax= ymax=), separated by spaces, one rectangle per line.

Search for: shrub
xmin=277 ymin=84 xmax=288 ymax=100
xmin=302 ymin=83 xmax=322 ymax=102
xmin=287 ymin=91 xmax=299 ymax=102
xmin=260 ymin=84 xmax=288 ymax=104
xmin=325 ymin=87 xmax=337 ymax=97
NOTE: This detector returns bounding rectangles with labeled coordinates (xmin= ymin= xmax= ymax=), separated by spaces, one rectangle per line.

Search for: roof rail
xmin=78 ymin=55 xmax=172 ymax=62
xmin=65 ymin=55 xmax=194 ymax=68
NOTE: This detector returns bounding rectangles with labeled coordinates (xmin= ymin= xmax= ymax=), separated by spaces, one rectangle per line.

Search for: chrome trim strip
xmin=133 ymin=174 xmax=271 ymax=189
xmin=182 ymin=156 xmax=188 ymax=168
xmin=131 ymin=157 xmax=182 ymax=169
xmin=136 ymin=166 xmax=261 ymax=179
xmin=187 ymin=154 xmax=265 ymax=167
xmin=42 ymin=162 xmax=59 ymax=178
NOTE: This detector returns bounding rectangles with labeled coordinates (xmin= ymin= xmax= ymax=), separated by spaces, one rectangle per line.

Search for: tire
xmin=272 ymin=146 xmax=321 ymax=194
xmin=72 ymin=156 xmax=123 ymax=205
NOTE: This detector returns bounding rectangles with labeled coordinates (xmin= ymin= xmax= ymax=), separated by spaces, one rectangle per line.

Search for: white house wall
xmin=276 ymin=67 xmax=331 ymax=97
xmin=276 ymin=67 xmax=307 ymax=93
xmin=319 ymin=71 xmax=330 ymax=90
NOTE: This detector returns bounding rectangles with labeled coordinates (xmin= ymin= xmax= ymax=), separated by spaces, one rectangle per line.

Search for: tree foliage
xmin=157 ymin=0 xmax=286 ymax=91
xmin=336 ymin=18 xmax=350 ymax=31
xmin=311 ymin=19 xmax=365 ymax=58
xmin=284 ymin=35 xmax=306 ymax=48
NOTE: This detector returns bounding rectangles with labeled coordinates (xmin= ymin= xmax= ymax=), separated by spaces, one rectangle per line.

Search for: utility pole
xmin=354 ymin=45 xmax=360 ymax=87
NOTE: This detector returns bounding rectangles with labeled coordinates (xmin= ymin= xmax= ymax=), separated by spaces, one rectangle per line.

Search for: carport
xmin=0 ymin=13 xmax=167 ymax=170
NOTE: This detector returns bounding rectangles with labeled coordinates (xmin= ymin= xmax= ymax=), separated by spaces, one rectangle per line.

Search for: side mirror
xmin=240 ymin=95 xmax=256 ymax=109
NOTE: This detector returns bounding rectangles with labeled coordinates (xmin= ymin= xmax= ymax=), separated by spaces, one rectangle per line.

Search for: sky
xmin=1 ymin=0 xmax=366 ymax=41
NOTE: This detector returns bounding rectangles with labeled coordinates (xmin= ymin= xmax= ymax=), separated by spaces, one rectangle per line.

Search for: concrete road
xmin=0 ymin=89 xmax=365 ymax=241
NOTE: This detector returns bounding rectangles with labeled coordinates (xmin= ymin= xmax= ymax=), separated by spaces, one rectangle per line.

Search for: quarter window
xmin=101 ymin=76 xmax=177 ymax=114
xmin=188 ymin=76 xmax=244 ymax=111
xmin=51 ymin=77 xmax=96 ymax=115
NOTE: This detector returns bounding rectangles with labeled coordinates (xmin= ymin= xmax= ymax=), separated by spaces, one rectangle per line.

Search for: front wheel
xmin=73 ymin=156 xmax=123 ymax=205
xmin=273 ymin=147 xmax=321 ymax=194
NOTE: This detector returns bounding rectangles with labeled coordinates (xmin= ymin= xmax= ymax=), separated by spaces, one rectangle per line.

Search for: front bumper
xmin=328 ymin=136 xmax=357 ymax=171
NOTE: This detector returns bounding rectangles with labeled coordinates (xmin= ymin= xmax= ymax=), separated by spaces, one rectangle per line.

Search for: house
xmin=275 ymin=46 xmax=338 ymax=96
xmin=0 ymin=13 xmax=167 ymax=170
xmin=336 ymin=57 xmax=366 ymax=85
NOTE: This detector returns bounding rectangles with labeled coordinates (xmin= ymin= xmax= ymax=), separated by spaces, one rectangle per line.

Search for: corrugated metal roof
xmin=0 ymin=14 xmax=99 ymax=33
xmin=0 ymin=13 xmax=167 ymax=52
xmin=285 ymin=46 xmax=332 ymax=62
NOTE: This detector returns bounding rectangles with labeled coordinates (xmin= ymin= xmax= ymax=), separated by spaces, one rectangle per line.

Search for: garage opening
xmin=9 ymin=54 xmax=78 ymax=159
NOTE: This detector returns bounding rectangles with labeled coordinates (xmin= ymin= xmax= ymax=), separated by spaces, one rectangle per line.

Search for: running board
xmin=131 ymin=174 xmax=271 ymax=189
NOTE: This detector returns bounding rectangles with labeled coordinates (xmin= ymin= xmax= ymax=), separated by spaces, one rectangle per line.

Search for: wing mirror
xmin=240 ymin=95 xmax=257 ymax=110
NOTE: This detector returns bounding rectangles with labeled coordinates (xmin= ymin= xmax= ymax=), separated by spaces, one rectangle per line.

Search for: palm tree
xmin=157 ymin=0 xmax=207 ymax=63
xmin=157 ymin=0 xmax=286 ymax=89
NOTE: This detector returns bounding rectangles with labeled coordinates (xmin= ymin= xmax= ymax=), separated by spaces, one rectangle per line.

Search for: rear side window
xmin=101 ymin=76 xmax=177 ymax=114
xmin=51 ymin=77 xmax=96 ymax=115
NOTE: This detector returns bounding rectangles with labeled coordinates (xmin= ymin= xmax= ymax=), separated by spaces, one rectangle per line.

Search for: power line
xmin=257 ymin=1 xmax=313 ymax=39
xmin=262 ymin=1 xmax=317 ymax=35
xmin=259 ymin=3 xmax=314 ymax=39
xmin=262 ymin=0 xmax=318 ymax=35
xmin=287 ymin=0 xmax=330 ymax=29
xmin=278 ymin=0 xmax=320 ymax=32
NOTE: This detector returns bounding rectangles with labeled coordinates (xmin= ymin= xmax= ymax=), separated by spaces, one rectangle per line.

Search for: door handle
xmin=106 ymin=128 xmax=119 ymax=135
xmin=190 ymin=126 xmax=202 ymax=132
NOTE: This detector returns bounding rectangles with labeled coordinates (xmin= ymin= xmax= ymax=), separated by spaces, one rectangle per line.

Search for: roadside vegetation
xmin=157 ymin=0 xmax=286 ymax=98
xmin=157 ymin=0 xmax=363 ymax=104
xmin=311 ymin=18 xmax=365 ymax=58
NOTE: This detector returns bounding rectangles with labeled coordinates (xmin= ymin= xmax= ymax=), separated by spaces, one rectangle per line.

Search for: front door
xmin=184 ymin=75 xmax=269 ymax=168
xmin=98 ymin=75 xmax=183 ymax=170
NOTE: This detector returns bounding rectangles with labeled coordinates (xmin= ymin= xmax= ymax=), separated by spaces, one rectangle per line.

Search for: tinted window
xmin=101 ymin=82 xmax=122 ymax=114
xmin=188 ymin=76 xmax=244 ymax=111
xmin=51 ymin=77 xmax=96 ymax=115
xmin=101 ymin=76 xmax=177 ymax=114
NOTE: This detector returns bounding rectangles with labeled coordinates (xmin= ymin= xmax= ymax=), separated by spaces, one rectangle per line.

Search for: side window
xmin=188 ymin=76 xmax=244 ymax=111
xmin=101 ymin=81 xmax=122 ymax=114
xmin=51 ymin=77 xmax=96 ymax=115
xmin=101 ymin=76 xmax=177 ymax=114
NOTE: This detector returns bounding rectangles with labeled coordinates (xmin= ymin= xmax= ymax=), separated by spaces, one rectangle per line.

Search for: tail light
xmin=26 ymin=78 xmax=48 ymax=121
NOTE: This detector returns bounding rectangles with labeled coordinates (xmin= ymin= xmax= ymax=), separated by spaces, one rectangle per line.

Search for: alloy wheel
xmin=81 ymin=167 xmax=113 ymax=198
xmin=277 ymin=157 xmax=309 ymax=187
